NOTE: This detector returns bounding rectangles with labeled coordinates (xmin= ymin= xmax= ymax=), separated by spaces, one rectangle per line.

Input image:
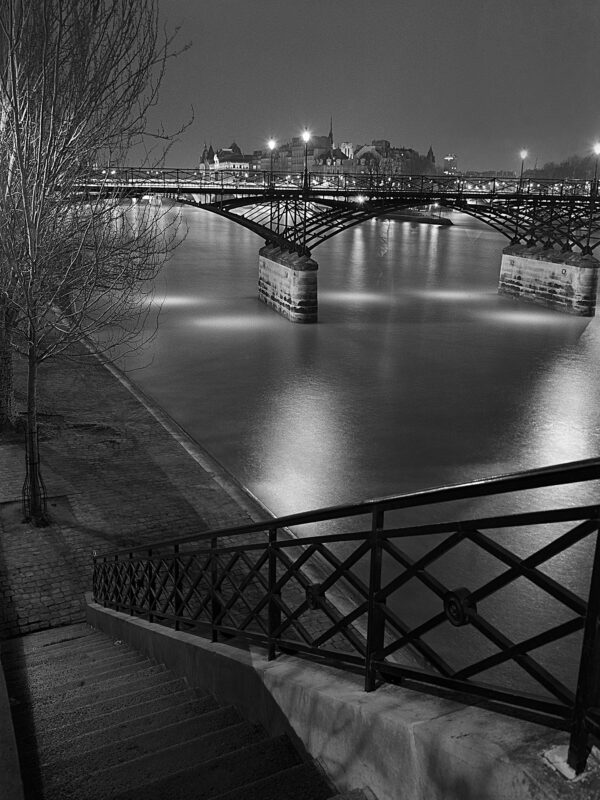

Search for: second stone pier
xmin=498 ymin=244 xmax=599 ymax=316
xmin=258 ymin=244 xmax=318 ymax=323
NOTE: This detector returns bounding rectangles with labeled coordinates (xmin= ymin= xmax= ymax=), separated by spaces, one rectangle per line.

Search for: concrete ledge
xmin=0 ymin=656 xmax=25 ymax=800
xmin=86 ymin=598 xmax=600 ymax=800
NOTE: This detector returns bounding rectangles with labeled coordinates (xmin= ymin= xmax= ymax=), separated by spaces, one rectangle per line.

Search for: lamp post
xmin=302 ymin=129 xmax=311 ymax=192
xmin=519 ymin=149 xmax=528 ymax=192
xmin=511 ymin=149 xmax=528 ymax=244
xmin=592 ymin=142 xmax=600 ymax=196
xmin=267 ymin=138 xmax=276 ymax=187
xmin=583 ymin=142 xmax=600 ymax=254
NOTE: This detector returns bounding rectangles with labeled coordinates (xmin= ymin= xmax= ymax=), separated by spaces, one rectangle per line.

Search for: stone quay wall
xmin=258 ymin=244 xmax=318 ymax=323
xmin=498 ymin=244 xmax=599 ymax=316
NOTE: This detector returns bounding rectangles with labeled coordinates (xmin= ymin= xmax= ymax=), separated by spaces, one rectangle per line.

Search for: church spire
xmin=329 ymin=116 xmax=333 ymax=147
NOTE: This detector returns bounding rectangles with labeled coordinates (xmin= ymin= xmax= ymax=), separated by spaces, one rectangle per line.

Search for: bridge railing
xmin=81 ymin=169 xmax=595 ymax=198
xmin=93 ymin=457 xmax=600 ymax=775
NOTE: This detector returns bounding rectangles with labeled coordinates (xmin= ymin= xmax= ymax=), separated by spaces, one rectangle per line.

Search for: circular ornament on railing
xmin=443 ymin=587 xmax=476 ymax=627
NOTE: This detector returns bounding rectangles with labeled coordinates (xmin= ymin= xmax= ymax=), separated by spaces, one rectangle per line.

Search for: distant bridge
xmin=81 ymin=168 xmax=600 ymax=322
xmin=84 ymin=168 xmax=600 ymax=257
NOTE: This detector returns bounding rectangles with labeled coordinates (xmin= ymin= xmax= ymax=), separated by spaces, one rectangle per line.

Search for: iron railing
xmin=79 ymin=168 xmax=599 ymax=199
xmin=93 ymin=457 xmax=600 ymax=774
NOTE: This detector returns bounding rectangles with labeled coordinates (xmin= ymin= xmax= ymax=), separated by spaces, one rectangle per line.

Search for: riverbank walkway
xmin=0 ymin=348 xmax=269 ymax=639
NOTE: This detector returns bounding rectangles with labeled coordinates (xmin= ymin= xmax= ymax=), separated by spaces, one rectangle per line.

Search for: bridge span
xmin=85 ymin=168 xmax=600 ymax=322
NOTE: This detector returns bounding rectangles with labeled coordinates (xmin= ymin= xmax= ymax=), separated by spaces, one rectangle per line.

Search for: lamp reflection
xmin=254 ymin=380 xmax=348 ymax=516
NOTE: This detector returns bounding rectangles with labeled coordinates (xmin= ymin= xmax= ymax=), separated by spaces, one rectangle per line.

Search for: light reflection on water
xmin=191 ymin=314 xmax=281 ymax=330
xmin=120 ymin=206 xmax=600 ymax=694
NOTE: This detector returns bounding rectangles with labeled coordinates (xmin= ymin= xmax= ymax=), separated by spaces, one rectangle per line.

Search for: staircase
xmin=1 ymin=623 xmax=363 ymax=800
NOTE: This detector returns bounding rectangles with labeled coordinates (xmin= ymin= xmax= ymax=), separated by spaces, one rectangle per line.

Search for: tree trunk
xmin=23 ymin=335 xmax=48 ymax=526
xmin=0 ymin=302 xmax=16 ymax=431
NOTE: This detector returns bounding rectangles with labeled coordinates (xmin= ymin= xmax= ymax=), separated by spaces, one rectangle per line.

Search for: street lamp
xmin=583 ymin=142 xmax=600 ymax=254
xmin=511 ymin=149 xmax=528 ymax=244
xmin=592 ymin=142 xmax=600 ymax=196
xmin=519 ymin=149 xmax=528 ymax=191
xmin=268 ymin=138 xmax=276 ymax=187
xmin=302 ymin=129 xmax=311 ymax=191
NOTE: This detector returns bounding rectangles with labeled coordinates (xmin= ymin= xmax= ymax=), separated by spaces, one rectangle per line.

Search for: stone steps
xmin=1 ymin=623 xmax=367 ymax=799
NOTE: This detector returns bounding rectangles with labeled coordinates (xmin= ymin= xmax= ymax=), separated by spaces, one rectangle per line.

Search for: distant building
xmin=291 ymin=134 xmax=331 ymax=173
xmin=313 ymin=145 xmax=350 ymax=173
xmin=216 ymin=142 xmax=252 ymax=171
xmin=257 ymin=142 xmax=293 ymax=175
xmin=200 ymin=141 xmax=253 ymax=175
xmin=443 ymin=154 xmax=458 ymax=175
xmin=340 ymin=142 xmax=354 ymax=159
xmin=352 ymin=142 xmax=435 ymax=176
xmin=372 ymin=139 xmax=391 ymax=157
xmin=464 ymin=169 xmax=516 ymax=179
xmin=353 ymin=144 xmax=382 ymax=172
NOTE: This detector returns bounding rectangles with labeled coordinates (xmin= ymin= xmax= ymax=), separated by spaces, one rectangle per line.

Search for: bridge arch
xmin=167 ymin=192 xmax=599 ymax=257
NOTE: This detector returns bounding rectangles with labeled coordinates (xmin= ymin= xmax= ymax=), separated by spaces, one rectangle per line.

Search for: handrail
xmin=93 ymin=458 xmax=600 ymax=776
xmin=95 ymin=457 xmax=600 ymax=558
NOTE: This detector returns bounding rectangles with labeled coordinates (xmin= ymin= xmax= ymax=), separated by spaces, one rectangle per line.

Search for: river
xmin=119 ymin=204 xmax=600 ymax=692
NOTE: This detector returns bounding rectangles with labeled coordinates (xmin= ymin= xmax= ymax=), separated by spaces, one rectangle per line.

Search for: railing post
xmin=111 ymin=554 xmax=118 ymax=608
xmin=268 ymin=527 xmax=281 ymax=661
xmin=128 ymin=552 xmax=134 ymax=616
xmin=568 ymin=524 xmax=600 ymax=774
xmin=211 ymin=536 xmax=221 ymax=642
xmin=173 ymin=544 xmax=183 ymax=631
xmin=99 ymin=556 xmax=108 ymax=606
xmin=92 ymin=550 xmax=98 ymax=602
xmin=147 ymin=548 xmax=155 ymax=623
xmin=365 ymin=507 xmax=386 ymax=692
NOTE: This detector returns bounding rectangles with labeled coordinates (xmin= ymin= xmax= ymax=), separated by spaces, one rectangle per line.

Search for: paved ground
xmin=0 ymin=347 xmax=269 ymax=639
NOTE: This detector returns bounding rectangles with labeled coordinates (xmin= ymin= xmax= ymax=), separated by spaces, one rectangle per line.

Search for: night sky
xmin=151 ymin=0 xmax=600 ymax=173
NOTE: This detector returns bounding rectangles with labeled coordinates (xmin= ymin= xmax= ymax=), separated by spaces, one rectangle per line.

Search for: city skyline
xmin=150 ymin=0 xmax=600 ymax=173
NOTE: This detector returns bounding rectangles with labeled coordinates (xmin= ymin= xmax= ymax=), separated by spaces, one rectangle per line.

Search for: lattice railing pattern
xmin=93 ymin=458 xmax=600 ymax=775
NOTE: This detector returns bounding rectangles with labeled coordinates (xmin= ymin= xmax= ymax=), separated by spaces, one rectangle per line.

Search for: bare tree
xmin=0 ymin=0 xmax=185 ymax=524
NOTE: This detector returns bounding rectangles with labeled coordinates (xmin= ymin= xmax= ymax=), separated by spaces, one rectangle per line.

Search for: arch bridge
xmin=86 ymin=168 xmax=600 ymax=322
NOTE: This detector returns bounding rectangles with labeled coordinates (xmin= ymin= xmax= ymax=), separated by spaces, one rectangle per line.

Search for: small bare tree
xmin=0 ymin=0 xmax=185 ymax=524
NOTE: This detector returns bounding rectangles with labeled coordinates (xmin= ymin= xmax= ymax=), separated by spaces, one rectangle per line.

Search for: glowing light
xmin=356 ymin=195 xmax=366 ymax=204
xmin=192 ymin=314 xmax=280 ymax=330
xmin=138 ymin=294 xmax=206 ymax=309
xmin=406 ymin=289 xmax=488 ymax=302
xmin=301 ymin=129 xmax=311 ymax=144
xmin=162 ymin=295 xmax=207 ymax=307
xmin=520 ymin=149 xmax=528 ymax=161
xmin=268 ymin=138 xmax=276 ymax=151
xmin=593 ymin=142 xmax=600 ymax=157
xmin=320 ymin=290 xmax=393 ymax=305
xmin=476 ymin=308 xmax=577 ymax=327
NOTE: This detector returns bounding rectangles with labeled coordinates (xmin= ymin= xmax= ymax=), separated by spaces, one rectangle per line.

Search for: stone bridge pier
xmin=257 ymin=238 xmax=600 ymax=324
xmin=499 ymin=245 xmax=600 ymax=316
xmin=258 ymin=244 xmax=318 ymax=323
